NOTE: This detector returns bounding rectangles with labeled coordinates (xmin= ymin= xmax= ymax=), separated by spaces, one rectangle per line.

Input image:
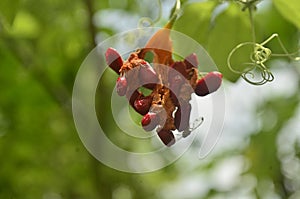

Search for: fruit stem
xmin=165 ymin=0 xmax=181 ymax=29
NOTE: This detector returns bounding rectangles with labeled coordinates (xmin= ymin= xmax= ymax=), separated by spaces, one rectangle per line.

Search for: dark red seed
xmin=127 ymin=90 xmax=143 ymax=107
xmin=170 ymin=61 xmax=188 ymax=79
xmin=184 ymin=53 xmax=199 ymax=69
xmin=139 ymin=62 xmax=158 ymax=87
xmin=158 ymin=129 xmax=175 ymax=147
xmin=105 ymin=48 xmax=123 ymax=74
xmin=195 ymin=72 xmax=222 ymax=96
xmin=141 ymin=112 xmax=158 ymax=131
xmin=175 ymin=102 xmax=191 ymax=132
xmin=116 ymin=76 xmax=127 ymax=96
xmin=133 ymin=96 xmax=152 ymax=115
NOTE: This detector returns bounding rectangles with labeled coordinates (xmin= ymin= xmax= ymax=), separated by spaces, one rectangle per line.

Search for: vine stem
xmin=163 ymin=0 xmax=181 ymax=29
xmin=248 ymin=7 xmax=256 ymax=44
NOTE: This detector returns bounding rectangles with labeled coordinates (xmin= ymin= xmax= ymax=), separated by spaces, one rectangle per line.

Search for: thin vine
xmin=168 ymin=0 xmax=182 ymax=27
xmin=138 ymin=0 xmax=181 ymax=28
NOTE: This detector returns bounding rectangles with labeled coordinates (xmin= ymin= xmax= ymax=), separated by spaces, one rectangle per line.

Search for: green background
xmin=0 ymin=0 xmax=300 ymax=198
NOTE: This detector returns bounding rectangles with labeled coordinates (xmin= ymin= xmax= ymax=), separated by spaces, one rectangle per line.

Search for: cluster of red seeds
xmin=105 ymin=47 xmax=222 ymax=146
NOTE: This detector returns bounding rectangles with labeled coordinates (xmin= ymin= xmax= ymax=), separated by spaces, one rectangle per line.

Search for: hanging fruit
xmin=105 ymin=20 xmax=222 ymax=147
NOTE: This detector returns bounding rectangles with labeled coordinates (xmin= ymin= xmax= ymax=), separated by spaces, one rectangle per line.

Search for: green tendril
xmin=228 ymin=33 xmax=300 ymax=85
xmin=227 ymin=42 xmax=271 ymax=85
xmin=138 ymin=0 xmax=162 ymax=28
xmin=137 ymin=0 xmax=181 ymax=28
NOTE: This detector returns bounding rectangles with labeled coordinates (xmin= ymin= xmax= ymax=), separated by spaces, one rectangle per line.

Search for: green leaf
xmin=272 ymin=0 xmax=300 ymax=29
xmin=0 ymin=0 xmax=21 ymax=26
xmin=174 ymin=1 xmax=217 ymax=47
xmin=206 ymin=3 xmax=252 ymax=82
xmin=174 ymin=2 xmax=252 ymax=82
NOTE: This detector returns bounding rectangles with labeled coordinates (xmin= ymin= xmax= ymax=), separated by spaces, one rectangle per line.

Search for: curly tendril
xmin=228 ymin=33 xmax=300 ymax=85
xmin=227 ymin=42 xmax=273 ymax=85
xmin=251 ymin=44 xmax=271 ymax=64
xmin=138 ymin=0 xmax=181 ymax=28
xmin=138 ymin=0 xmax=162 ymax=28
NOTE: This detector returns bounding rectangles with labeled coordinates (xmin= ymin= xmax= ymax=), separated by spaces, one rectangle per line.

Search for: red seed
xmin=133 ymin=96 xmax=152 ymax=115
xmin=158 ymin=129 xmax=175 ymax=147
xmin=184 ymin=53 xmax=199 ymax=69
xmin=170 ymin=61 xmax=188 ymax=79
xmin=141 ymin=112 xmax=158 ymax=131
xmin=195 ymin=72 xmax=222 ymax=96
xmin=127 ymin=90 xmax=143 ymax=108
xmin=116 ymin=76 xmax=127 ymax=96
xmin=175 ymin=102 xmax=191 ymax=132
xmin=105 ymin=48 xmax=123 ymax=74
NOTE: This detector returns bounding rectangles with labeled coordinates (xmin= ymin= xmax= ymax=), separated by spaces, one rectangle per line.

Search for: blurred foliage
xmin=245 ymin=95 xmax=299 ymax=197
xmin=0 ymin=0 xmax=300 ymax=198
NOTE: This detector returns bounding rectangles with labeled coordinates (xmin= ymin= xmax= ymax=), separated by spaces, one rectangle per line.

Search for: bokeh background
xmin=1 ymin=0 xmax=300 ymax=198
